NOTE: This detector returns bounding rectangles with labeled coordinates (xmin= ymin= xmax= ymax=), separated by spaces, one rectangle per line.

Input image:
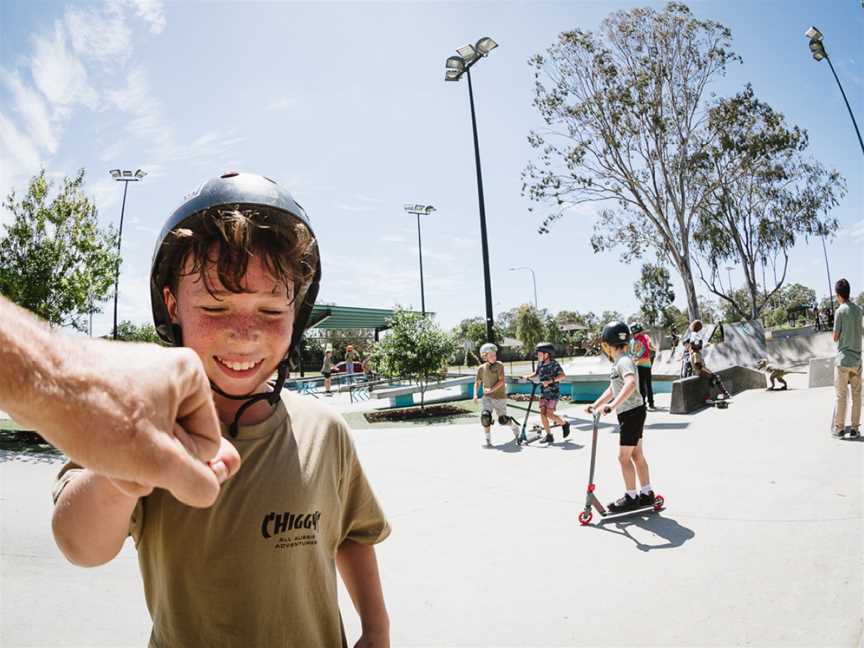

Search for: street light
xmin=403 ymin=203 xmax=436 ymax=315
xmin=508 ymin=266 xmax=537 ymax=309
xmin=804 ymin=26 xmax=864 ymax=156
xmin=445 ymin=36 xmax=498 ymax=343
xmin=108 ymin=168 xmax=146 ymax=339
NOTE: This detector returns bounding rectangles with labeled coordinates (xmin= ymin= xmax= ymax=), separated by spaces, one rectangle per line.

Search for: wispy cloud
xmin=335 ymin=202 xmax=376 ymax=213
xmin=843 ymin=218 xmax=864 ymax=243
xmin=124 ymin=0 xmax=166 ymax=34
xmin=356 ymin=193 xmax=385 ymax=204
xmin=64 ymin=4 xmax=132 ymax=65
xmin=265 ymin=97 xmax=297 ymax=112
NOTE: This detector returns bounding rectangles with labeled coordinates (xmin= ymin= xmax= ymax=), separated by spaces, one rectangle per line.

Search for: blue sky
xmin=1 ymin=0 xmax=861 ymax=336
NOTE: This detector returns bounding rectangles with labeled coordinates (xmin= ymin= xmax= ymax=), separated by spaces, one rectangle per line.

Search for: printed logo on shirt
xmin=261 ymin=510 xmax=322 ymax=550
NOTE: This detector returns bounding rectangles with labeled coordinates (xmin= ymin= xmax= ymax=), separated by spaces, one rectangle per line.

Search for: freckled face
xmin=164 ymin=253 xmax=296 ymax=396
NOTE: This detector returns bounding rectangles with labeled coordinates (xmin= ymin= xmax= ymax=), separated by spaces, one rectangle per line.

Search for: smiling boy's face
xmin=164 ymin=250 xmax=295 ymax=396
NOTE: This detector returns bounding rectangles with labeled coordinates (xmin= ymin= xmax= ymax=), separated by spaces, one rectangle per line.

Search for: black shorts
xmin=322 ymin=371 xmax=332 ymax=378
xmin=617 ymin=405 xmax=646 ymax=446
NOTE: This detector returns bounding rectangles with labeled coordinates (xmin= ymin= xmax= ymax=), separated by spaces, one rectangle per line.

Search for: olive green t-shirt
xmin=53 ymin=393 xmax=390 ymax=648
xmin=834 ymin=301 xmax=863 ymax=368
xmin=476 ymin=361 xmax=506 ymax=399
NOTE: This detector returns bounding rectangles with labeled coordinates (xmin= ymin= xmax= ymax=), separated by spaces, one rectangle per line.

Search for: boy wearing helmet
xmin=474 ymin=342 xmax=519 ymax=446
xmin=51 ymin=173 xmax=391 ymax=647
xmin=629 ymin=323 xmax=656 ymax=410
xmin=524 ymin=342 xmax=570 ymax=445
xmin=586 ymin=322 xmax=654 ymax=513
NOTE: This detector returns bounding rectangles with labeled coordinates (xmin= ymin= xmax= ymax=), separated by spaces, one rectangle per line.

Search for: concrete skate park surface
xmin=1 ymin=372 xmax=862 ymax=647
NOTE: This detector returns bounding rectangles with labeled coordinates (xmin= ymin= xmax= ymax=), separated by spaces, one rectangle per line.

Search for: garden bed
xmin=364 ymin=404 xmax=472 ymax=423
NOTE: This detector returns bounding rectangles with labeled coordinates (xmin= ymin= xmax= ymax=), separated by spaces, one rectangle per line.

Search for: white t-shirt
xmin=610 ymin=354 xmax=644 ymax=414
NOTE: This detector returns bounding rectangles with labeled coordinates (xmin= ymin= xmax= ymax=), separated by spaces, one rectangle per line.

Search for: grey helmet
xmin=480 ymin=342 xmax=498 ymax=356
xmin=535 ymin=342 xmax=555 ymax=356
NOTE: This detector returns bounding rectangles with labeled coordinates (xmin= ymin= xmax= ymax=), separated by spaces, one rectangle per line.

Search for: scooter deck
xmin=705 ymin=399 xmax=731 ymax=408
xmin=598 ymin=502 xmax=664 ymax=519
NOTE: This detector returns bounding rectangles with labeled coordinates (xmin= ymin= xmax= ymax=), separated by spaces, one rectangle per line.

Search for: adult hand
xmin=110 ymin=435 xmax=241 ymax=500
xmin=602 ymin=404 xmax=613 ymax=415
xmin=65 ymin=341 xmax=234 ymax=507
xmin=0 ymin=296 xmax=234 ymax=508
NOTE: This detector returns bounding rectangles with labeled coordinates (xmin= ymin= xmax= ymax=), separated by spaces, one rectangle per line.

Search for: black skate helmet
xmin=630 ymin=322 xmax=644 ymax=334
xmin=601 ymin=321 xmax=631 ymax=346
xmin=149 ymin=172 xmax=321 ymax=437
xmin=535 ymin=342 xmax=555 ymax=356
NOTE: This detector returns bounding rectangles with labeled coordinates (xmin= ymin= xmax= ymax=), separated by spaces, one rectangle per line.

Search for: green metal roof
xmin=307 ymin=305 xmax=399 ymax=331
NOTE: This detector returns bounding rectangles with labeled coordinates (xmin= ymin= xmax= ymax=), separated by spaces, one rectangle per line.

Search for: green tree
xmin=514 ymin=304 xmax=546 ymax=354
xmin=451 ymin=316 xmax=490 ymax=365
xmin=112 ymin=321 xmax=166 ymax=345
xmin=692 ymin=85 xmax=845 ymax=320
xmin=599 ymin=310 xmax=624 ymax=326
xmin=633 ymin=263 xmax=675 ymax=327
xmin=761 ymin=283 xmax=816 ymax=328
xmin=524 ymin=2 xmax=741 ymax=321
xmin=698 ymin=297 xmax=719 ymax=324
xmin=856 ymin=291 xmax=864 ymax=306
xmin=662 ymin=305 xmax=691 ymax=333
xmin=0 ymin=169 xmax=119 ymax=331
xmin=494 ymin=306 xmax=520 ymax=339
xmin=371 ymin=309 xmax=456 ymax=411
xmin=544 ymin=313 xmax=565 ymax=346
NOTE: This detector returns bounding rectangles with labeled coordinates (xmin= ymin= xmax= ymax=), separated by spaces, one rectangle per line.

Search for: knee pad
xmin=480 ymin=410 xmax=493 ymax=427
xmin=498 ymin=415 xmax=512 ymax=426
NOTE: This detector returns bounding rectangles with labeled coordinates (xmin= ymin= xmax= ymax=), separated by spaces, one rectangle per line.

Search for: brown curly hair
xmin=158 ymin=205 xmax=317 ymax=304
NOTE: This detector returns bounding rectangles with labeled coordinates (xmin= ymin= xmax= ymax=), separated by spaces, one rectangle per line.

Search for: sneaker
xmin=832 ymin=429 xmax=846 ymax=439
xmin=541 ymin=433 xmax=554 ymax=444
xmin=638 ymin=491 xmax=655 ymax=507
xmin=608 ymin=494 xmax=640 ymax=513
xmin=484 ymin=439 xmax=493 ymax=448
xmin=849 ymin=428 xmax=861 ymax=440
xmin=562 ymin=422 xmax=570 ymax=439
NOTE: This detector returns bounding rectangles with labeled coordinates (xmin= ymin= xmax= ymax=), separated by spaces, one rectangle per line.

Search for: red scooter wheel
xmin=578 ymin=510 xmax=593 ymax=525
xmin=654 ymin=494 xmax=665 ymax=511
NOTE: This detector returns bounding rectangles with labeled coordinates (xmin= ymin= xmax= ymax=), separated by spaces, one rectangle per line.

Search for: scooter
xmin=578 ymin=410 xmax=665 ymax=526
xmin=517 ymin=379 xmax=544 ymax=445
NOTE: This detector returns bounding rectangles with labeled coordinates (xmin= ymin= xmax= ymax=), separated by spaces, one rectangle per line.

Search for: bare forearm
xmin=0 ymin=297 xmax=71 ymax=429
xmin=593 ymin=386 xmax=613 ymax=407
xmin=336 ymin=540 xmax=389 ymax=637
xmin=52 ymin=470 xmax=138 ymax=567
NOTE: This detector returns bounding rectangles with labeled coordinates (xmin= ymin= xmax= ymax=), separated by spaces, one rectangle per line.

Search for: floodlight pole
xmin=416 ymin=211 xmax=426 ymax=315
xmin=109 ymin=169 xmax=145 ymax=340
xmin=824 ymin=53 xmax=864 ymax=155
xmin=465 ymin=66 xmax=495 ymax=343
xmin=112 ymin=180 xmax=130 ymax=340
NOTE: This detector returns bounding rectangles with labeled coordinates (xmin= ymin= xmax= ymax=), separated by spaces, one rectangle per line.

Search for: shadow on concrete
xmin=549 ymin=440 xmax=585 ymax=451
xmin=590 ymin=513 xmax=696 ymax=552
xmin=490 ymin=439 xmax=523 ymax=454
xmin=0 ymin=431 xmax=64 ymax=464
xmin=644 ymin=422 xmax=690 ymax=431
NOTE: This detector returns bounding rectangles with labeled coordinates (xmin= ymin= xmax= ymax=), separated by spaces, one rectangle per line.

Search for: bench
xmin=372 ymin=375 xmax=475 ymax=408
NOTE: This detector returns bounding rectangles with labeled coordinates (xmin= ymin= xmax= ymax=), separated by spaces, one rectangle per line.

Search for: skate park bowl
xmin=670 ymin=366 xmax=767 ymax=414
xmin=506 ymin=375 xmax=674 ymax=403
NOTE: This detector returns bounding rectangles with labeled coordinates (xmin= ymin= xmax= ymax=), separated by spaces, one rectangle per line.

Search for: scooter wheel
xmin=578 ymin=511 xmax=593 ymax=525
xmin=654 ymin=495 xmax=665 ymax=511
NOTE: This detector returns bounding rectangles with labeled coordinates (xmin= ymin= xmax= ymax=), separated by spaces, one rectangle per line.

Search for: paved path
xmin=1 ymin=376 xmax=862 ymax=646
